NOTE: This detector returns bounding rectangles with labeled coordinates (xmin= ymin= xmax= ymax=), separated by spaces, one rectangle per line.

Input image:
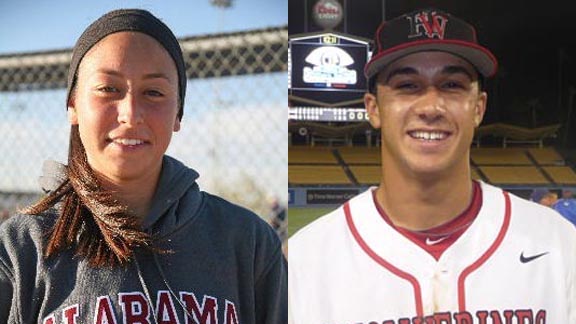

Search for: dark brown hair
xmin=22 ymin=125 xmax=152 ymax=267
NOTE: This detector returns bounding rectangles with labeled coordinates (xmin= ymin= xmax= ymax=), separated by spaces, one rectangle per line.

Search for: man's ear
xmin=474 ymin=91 xmax=488 ymax=127
xmin=67 ymin=98 xmax=78 ymax=125
xmin=364 ymin=92 xmax=381 ymax=129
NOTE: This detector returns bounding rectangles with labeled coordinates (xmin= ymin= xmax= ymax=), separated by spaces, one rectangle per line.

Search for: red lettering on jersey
xmin=515 ymin=309 xmax=533 ymax=322
xmin=488 ymin=310 xmax=514 ymax=324
xmin=63 ymin=305 xmax=79 ymax=324
xmin=433 ymin=312 xmax=451 ymax=323
xmin=156 ymin=291 xmax=179 ymax=324
xmin=94 ymin=296 xmax=118 ymax=324
xmin=43 ymin=314 xmax=56 ymax=324
xmin=382 ymin=309 xmax=546 ymax=324
xmin=180 ymin=292 xmax=218 ymax=324
xmin=224 ymin=300 xmax=239 ymax=324
xmin=475 ymin=310 xmax=489 ymax=324
xmin=535 ymin=310 xmax=546 ymax=323
xmin=453 ymin=311 xmax=473 ymax=324
xmin=119 ymin=292 xmax=151 ymax=324
xmin=502 ymin=310 xmax=514 ymax=323
xmin=422 ymin=315 xmax=436 ymax=324
xmin=411 ymin=317 xmax=423 ymax=324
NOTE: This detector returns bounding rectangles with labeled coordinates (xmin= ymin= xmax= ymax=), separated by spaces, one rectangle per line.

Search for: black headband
xmin=67 ymin=9 xmax=186 ymax=120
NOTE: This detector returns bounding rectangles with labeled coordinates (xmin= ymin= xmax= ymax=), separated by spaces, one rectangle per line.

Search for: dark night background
xmin=289 ymin=0 xmax=576 ymax=149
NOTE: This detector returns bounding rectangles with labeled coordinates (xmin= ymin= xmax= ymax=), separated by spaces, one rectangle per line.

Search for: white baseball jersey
xmin=289 ymin=182 xmax=576 ymax=324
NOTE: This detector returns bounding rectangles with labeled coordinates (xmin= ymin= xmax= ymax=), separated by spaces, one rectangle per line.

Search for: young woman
xmin=0 ymin=9 xmax=286 ymax=324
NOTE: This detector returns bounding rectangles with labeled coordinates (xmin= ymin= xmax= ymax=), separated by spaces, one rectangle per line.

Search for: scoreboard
xmin=289 ymin=32 xmax=371 ymax=122
xmin=289 ymin=107 xmax=368 ymax=122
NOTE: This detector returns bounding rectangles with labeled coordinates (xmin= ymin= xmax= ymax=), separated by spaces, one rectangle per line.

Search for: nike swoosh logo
xmin=520 ymin=251 xmax=549 ymax=263
xmin=425 ymin=237 xmax=448 ymax=245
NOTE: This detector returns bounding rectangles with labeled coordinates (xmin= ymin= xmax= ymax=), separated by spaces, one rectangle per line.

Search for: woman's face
xmin=68 ymin=32 xmax=180 ymax=184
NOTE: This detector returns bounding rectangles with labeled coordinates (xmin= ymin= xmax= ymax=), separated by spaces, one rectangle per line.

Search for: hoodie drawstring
xmin=134 ymin=252 xmax=195 ymax=321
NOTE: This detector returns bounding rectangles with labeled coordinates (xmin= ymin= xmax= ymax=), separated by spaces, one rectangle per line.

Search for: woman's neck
xmin=96 ymin=168 xmax=161 ymax=219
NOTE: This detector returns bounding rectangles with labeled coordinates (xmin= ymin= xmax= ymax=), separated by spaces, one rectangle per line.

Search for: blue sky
xmin=0 ymin=0 xmax=287 ymax=54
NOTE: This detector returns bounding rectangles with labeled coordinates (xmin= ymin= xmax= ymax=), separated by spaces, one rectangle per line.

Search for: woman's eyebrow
xmin=142 ymin=72 xmax=173 ymax=82
xmin=94 ymin=69 xmax=174 ymax=83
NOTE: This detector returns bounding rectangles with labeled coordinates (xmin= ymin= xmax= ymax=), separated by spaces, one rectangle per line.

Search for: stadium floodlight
xmin=210 ymin=0 xmax=233 ymax=8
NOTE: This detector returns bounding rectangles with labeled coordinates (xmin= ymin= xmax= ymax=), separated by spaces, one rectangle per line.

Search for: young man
xmin=289 ymin=8 xmax=576 ymax=324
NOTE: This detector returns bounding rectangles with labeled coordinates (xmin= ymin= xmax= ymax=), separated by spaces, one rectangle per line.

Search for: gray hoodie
xmin=0 ymin=156 xmax=287 ymax=324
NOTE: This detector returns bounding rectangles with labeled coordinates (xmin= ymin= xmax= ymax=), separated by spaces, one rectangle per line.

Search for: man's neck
xmin=375 ymin=169 xmax=475 ymax=231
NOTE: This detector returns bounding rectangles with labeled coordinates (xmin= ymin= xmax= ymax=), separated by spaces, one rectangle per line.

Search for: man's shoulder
xmin=289 ymin=206 xmax=344 ymax=245
xmin=289 ymin=189 xmax=373 ymax=250
xmin=497 ymin=187 xmax=576 ymax=245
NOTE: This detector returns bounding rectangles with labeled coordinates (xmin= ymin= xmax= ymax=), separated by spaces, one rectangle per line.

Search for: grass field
xmin=288 ymin=207 xmax=337 ymax=237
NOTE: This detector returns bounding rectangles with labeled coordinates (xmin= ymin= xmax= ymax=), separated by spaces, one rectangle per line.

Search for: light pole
xmin=209 ymin=0 xmax=232 ymax=193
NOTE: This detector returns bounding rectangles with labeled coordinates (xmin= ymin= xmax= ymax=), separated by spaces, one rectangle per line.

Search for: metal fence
xmin=0 ymin=26 xmax=288 ymax=220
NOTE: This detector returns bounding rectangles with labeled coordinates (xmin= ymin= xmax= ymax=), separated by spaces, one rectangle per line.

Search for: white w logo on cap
xmin=406 ymin=11 xmax=448 ymax=39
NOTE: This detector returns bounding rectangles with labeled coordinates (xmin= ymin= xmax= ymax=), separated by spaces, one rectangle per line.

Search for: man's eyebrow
xmin=383 ymin=67 xmax=418 ymax=83
xmin=441 ymin=65 xmax=476 ymax=80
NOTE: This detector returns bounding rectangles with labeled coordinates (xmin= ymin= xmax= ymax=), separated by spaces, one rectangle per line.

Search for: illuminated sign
xmin=289 ymin=33 xmax=369 ymax=94
xmin=312 ymin=0 xmax=343 ymax=30
xmin=289 ymin=107 xmax=368 ymax=122
xmin=303 ymin=46 xmax=357 ymax=87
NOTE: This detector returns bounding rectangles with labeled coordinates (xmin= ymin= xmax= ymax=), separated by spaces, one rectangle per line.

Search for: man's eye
xmin=395 ymin=82 xmax=418 ymax=90
xmin=442 ymin=81 xmax=465 ymax=89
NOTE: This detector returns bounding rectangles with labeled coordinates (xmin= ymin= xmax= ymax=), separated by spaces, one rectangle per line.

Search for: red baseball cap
xmin=364 ymin=8 xmax=498 ymax=80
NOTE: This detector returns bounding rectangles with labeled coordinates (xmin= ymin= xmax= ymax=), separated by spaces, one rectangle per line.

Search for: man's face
xmin=540 ymin=193 xmax=558 ymax=207
xmin=364 ymin=51 xmax=487 ymax=178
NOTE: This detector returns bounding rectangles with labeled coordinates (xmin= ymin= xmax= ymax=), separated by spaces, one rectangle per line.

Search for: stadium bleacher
xmin=289 ymin=165 xmax=349 ymax=185
xmin=289 ymin=145 xmax=576 ymax=187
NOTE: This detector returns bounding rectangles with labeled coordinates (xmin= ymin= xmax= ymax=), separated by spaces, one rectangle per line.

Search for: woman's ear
xmin=173 ymin=118 xmax=181 ymax=132
xmin=67 ymin=98 xmax=79 ymax=125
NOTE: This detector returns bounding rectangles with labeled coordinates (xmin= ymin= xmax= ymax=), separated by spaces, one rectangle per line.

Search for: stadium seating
xmin=474 ymin=123 xmax=561 ymax=148
xmin=289 ymin=145 xmax=576 ymax=187
xmin=528 ymin=147 xmax=565 ymax=165
xmin=289 ymin=165 xmax=350 ymax=185
xmin=288 ymin=146 xmax=338 ymax=164
xmin=470 ymin=147 xmax=532 ymax=165
xmin=542 ymin=166 xmax=576 ymax=184
xmin=348 ymin=165 xmax=381 ymax=184
xmin=480 ymin=166 xmax=549 ymax=184
xmin=337 ymin=146 xmax=381 ymax=164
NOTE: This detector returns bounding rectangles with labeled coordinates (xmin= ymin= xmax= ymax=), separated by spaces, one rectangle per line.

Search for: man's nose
xmin=413 ymin=87 xmax=447 ymax=121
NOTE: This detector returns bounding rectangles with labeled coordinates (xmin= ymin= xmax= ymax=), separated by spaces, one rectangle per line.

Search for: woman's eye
xmin=97 ymin=86 xmax=118 ymax=93
xmin=146 ymin=90 xmax=164 ymax=97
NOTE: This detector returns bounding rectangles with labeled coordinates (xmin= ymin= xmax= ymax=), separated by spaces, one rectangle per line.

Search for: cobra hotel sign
xmin=312 ymin=0 xmax=343 ymax=30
